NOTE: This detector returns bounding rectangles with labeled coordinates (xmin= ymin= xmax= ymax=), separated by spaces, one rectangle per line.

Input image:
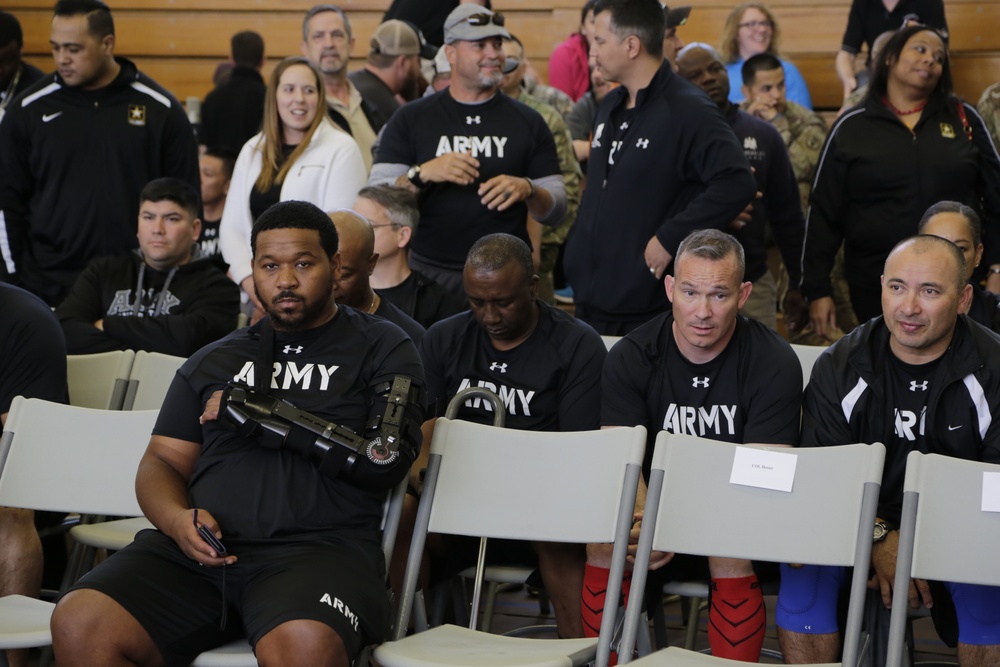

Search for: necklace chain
xmin=882 ymin=95 xmax=928 ymax=116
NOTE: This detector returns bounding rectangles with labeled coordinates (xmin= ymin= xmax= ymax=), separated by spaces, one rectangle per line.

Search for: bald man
xmin=778 ymin=235 xmax=1000 ymax=666
xmin=328 ymin=209 xmax=425 ymax=345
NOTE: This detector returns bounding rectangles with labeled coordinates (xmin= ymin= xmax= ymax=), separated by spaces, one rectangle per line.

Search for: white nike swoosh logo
xmin=948 ymin=425 xmax=963 ymax=431
xmin=42 ymin=112 xmax=63 ymax=123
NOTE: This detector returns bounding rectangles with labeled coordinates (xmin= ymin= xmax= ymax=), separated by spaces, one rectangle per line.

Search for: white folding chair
xmin=191 ymin=474 xmax=411 ymax=667
xmin=66 ymin=350 xmax=135 ymax=410
xmin=122 ymin=350 xmax=186 ymax=411
xmin=0 ymin=397 xmax=158 ymax=662
xmin=374 ymin=419 xmax=647 ymax=667
xmin=69 ymin=351 xmax=186 ymax=560
xmin=619 ymin=433 xmax=885 ymax=666
xmin=651 ymin=343 xmax=828 ymax=652
xmin=791 ymin=343 xmax=827 ymax=387
xmin=886 ymin=452 xmax=1000 ymax=667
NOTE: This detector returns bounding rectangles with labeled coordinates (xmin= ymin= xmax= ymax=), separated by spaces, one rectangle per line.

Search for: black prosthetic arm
xmin=219 ymin=379 xmax=422 ymax=490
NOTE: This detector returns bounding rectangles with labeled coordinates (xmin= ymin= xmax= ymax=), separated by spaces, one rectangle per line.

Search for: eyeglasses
xmin=502 ymin=57 xmax=520 ymax=75
xmin=738 ymin=20 xmax=773 ymax=29
xmin=369 ymin=223 xmax=402 ymax=230
xmin=462 ymin=12 xmax=505 ymax=27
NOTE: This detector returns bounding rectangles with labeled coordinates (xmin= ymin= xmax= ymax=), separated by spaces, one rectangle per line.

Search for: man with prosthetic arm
xmin=51 ymin=200 xmax=425 ymax=667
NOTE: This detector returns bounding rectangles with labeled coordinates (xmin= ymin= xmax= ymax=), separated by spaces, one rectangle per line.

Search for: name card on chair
xmin=730 ymin=447 xmax=797 ymax=492
xmin=982 ymin=472 xmax=1000 ymax=512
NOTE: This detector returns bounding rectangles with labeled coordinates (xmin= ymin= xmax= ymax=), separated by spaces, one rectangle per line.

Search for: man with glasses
xmin=328 ymin=207 xmax=426 ymax=346
xmin=354 ymin=185 xmax=464 ymax=330
xmin=369 ymin=4 xmax=566 ymax=299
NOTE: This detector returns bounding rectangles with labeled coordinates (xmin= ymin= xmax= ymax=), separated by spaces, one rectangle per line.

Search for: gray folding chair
xmin=791 ymin=343 xmax=827 ymax=386
xmin=68 ymin=351 xmax=186 ymax=563
xmin=374 ymin=419 xmax=647 ymax=667
xmin=122 ymin=350 xmax=186 ymax=410
xmin=66 ymin=350 xmax=135 ymax=410
xmin=190 ymin=474 xmax=411 ymax=667
xmin=619 ymin=433 xmax=885 ymax=666
xmin=0 ymin=397 xmax=158 ymax=664
xmin=651 ymin=343 xmax=829 ymax=652
xmin=886 ymin=452 xmax=1000 ymax=667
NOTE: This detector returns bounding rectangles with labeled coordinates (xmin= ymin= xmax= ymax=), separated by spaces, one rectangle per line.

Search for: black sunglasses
xmin=463 ymin=12 xmax=505 ymax=27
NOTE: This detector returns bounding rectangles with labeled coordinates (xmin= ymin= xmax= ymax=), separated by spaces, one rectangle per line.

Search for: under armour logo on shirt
xmin=636 ymin=138 xmax=649 ymax=149
xmin=910 ymin=380 xmax=928 ymax=392
xmin=283 ymin=345 xmax=304 ymax=355
xmin=692 ymin=377 xmax=710 ymax=388
xmin=619 ymin=121 xmax=629 ymax=131
xmin=489 ymin=362 xmax=508 ymax=373
xmin=467 ymin=116 xmax=481 ymax=125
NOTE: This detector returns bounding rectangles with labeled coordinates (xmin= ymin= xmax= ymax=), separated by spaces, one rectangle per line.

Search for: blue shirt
xmin=726 ymin=57 xmax=813 ymax=110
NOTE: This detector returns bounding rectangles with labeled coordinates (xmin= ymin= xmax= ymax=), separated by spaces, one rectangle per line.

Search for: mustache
xmin=273 ymin=291 xmax=303 ymax=303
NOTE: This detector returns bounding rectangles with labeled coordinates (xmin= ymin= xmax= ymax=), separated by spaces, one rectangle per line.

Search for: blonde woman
xmin=719 ymin=3 xmax=812 ymax=108
xmin=220 ymin=56 xmax=366 ymax=315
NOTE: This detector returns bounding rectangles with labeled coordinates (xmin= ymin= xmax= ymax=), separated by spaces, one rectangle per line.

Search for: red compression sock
xmin=581 ymin=564 xmax=632 ymax=665
xmin=708 ymin=575 xmax=766 ymax=662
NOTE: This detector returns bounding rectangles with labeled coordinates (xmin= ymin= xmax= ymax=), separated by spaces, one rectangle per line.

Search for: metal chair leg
xmin=684 ymin=596 xmax=703 ymax=650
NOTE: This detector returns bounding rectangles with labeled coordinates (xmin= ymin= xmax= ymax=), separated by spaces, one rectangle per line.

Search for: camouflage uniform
xmin=518 ymin=91 xmax=583 ymax=304
xmin=761 ymin=99 xmax=828 ymax=212
xmin=523 ymin=77 xmax=575 ymax=120
xmin=741 ymin=98 xmax=858 ymax=343
xmin=977 ymin=82 xmax=1000 ymax=153
xmin=844 ymin=85 xmax=867 ymax=114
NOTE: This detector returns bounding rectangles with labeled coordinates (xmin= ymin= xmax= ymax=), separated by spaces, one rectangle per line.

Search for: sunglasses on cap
xmin=462 ymin=12 xmax=506 ymax=27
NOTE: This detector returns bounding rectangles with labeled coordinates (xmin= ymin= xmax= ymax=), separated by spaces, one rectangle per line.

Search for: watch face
xmin=873 ymin=523 xmax=889 ymax=542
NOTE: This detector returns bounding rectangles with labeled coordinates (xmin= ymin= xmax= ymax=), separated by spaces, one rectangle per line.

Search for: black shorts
xmin=72 ymin=529 xmax=391 ymax=667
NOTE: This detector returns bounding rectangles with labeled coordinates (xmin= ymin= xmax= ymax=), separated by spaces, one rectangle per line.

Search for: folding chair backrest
xmin=123 ymin=351 xmax=186 ymax=411
xmin=899 ymin=452 xmax=1000 ymax=586
xmin=0 ymin=396 xmax=157 ymax=516
xmin=645 ymin=433 xmax=884 ymax=566
xmin=393 ymin=420 xmax=646 ymax=655
xmin=791 ymin=343 xmax=826 ymax=387
xmin=67 ymin=350 xmax=135 ymax=410
xmin=426 ymin=419 xmax=647 ymax=544
xmin=620 ymin=433 xmax=884 ymax=665
xmin=886 ymin=452 xmax=1000 ymax=666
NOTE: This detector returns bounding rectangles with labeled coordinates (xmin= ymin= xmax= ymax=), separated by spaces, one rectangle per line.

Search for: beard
xmin=257 ymin=287 xmax=334 ymax=332
xmin=477 ymin=70 xmax=502 ymax=90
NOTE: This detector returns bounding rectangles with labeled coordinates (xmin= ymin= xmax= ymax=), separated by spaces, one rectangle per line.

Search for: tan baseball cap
xmin=370 ymin=20 xmax=421 ymax=57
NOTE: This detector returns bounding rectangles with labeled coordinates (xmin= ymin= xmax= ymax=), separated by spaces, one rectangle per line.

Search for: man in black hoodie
xmin=56 ymin=178 xmax=240 ymax=357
